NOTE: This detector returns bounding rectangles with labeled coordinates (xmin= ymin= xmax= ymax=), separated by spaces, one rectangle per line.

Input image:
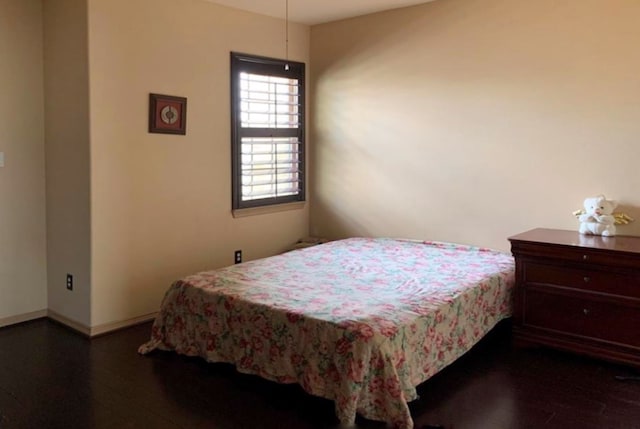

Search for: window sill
xmin=232 ymin=201 xmax=305 ymax=218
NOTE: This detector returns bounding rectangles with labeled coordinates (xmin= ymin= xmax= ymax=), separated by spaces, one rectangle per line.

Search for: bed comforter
xmin=139 ymin=238 xmax=514 ymax=428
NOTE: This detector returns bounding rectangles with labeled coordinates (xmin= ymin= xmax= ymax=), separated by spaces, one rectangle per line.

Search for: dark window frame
xmin=230 ymin=52 xmax=306 ymax=210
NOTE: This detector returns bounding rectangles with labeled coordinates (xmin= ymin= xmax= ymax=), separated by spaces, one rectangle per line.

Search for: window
xmin=230 ymin=52 xmax=306 ymax=210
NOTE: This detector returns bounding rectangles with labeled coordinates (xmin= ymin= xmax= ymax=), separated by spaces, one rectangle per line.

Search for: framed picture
xmin=149 ymin=93 xmax=187 ymax=135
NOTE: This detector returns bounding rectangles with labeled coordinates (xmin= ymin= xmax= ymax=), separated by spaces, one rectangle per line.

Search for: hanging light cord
xmin=285 ymin=0 xmax=290 ymax=70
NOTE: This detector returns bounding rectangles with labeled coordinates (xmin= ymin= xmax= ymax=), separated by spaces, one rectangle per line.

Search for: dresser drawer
xmin=523 ymin=262 xmax=640 ymax=299
xmin=523 ymin=289 xmax=640 ymax=349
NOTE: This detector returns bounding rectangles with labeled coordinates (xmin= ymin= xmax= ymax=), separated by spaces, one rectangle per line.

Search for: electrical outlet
xmin=234 ymin=250 xmax=242 ymax=264
xmin=66 ymin=274 xmax=73 ymax=291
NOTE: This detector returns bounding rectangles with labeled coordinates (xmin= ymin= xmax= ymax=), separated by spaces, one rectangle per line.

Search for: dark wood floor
xmin=0 ymin=319 xmax=638 ymax=429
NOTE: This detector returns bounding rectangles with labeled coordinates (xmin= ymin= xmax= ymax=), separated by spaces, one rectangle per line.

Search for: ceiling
xmin=205 ymin=0 xmax=436 ymax=25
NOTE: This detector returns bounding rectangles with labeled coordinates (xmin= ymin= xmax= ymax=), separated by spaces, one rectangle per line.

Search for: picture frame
xmin=149 ymin=93 xmax=187 ymax=135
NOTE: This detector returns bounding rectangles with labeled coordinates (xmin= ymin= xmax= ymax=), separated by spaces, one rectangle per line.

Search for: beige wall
xmin=43 ymin=0 xmax=92 ymax=326
xmin=88 ymin=0 xmax=310 ymax=327
xmin=310 ymin=0 xmax=640 ymax=251
xmin=0 ymin=0 xmax=48 ymax=325
xmin=11 ymin=0 xmax=638 ymax=330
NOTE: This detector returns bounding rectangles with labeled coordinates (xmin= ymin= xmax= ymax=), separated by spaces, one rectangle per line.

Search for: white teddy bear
xmin=578 ymin=195 xmax=617 ymax=236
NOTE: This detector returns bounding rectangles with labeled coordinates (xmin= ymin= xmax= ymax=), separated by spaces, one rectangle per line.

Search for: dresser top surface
xmin=508 ymin=228 xmax=640 ymax=254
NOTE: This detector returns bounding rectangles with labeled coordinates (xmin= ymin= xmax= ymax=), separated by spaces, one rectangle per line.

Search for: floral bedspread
xmin=139 ymin=238 xmax=514 ymax=428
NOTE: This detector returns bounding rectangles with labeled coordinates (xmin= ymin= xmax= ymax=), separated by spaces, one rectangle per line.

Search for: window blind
xmin=231 ymin=53 xmax=305 ymax=209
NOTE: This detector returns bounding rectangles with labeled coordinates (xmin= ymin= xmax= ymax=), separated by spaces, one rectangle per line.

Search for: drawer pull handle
xmin=583 ymin=276 xmax=590 ymax=283
xmin=583 ymin=308 xmax=590 ymax=316
xmin=583 ymin=254 xmax=589 ymax=260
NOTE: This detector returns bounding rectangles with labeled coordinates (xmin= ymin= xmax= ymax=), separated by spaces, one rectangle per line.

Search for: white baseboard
xmin=47 ymin=310 xmax=157 ymax=338
xmin=47 ymin=310 xmax=91 ymax=336
xmin=0 ymin=309 xmax=48 ymax=328
xmin=89 ymin=312 xmax=157 ymax=337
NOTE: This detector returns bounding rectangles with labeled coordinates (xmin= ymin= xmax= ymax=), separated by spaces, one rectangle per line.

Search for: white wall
xmin=43 ymin=0 xmax=92 ymax=327
xmin=87 ymin=0 xmax=310 ymax=327
xmin=2 ymin=0 xmax=311 ymax=332
xmin=18 ymin=0 xmax=638 ymax=330
xmin=310 ymin=0 xmax=640 ymax=251
xmin=0 ymin=0 xmax=48 ymax=326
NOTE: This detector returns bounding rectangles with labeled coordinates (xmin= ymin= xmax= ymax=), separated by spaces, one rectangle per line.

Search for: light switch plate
xmin=0 ymin=152 xmax=4 ymax=167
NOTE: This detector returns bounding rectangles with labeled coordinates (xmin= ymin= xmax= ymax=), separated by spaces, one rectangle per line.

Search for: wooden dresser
xmin=509 ymin=228 xmax=640 ymax=367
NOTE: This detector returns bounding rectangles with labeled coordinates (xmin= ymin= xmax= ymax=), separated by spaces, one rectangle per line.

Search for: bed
xmin=139 ymin=237 xmax=515 ymax=428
